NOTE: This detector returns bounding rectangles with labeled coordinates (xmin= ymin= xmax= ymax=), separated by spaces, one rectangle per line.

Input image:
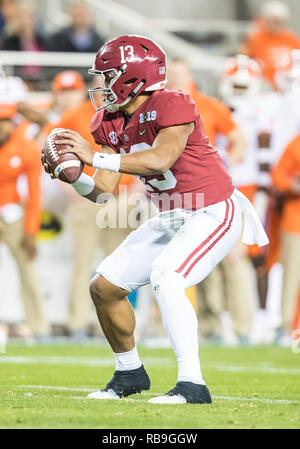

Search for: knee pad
xmin=150 ymin=266 xmax=186 ymax=305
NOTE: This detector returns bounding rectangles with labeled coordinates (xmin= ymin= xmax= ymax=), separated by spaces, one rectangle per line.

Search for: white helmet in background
xmin=0 ymin=64 xmax=29 ymax=104
xmin=275 ymin=49 xmax=300 ymax=93
xmin=219 ymin=55 xmax=262 ymax=110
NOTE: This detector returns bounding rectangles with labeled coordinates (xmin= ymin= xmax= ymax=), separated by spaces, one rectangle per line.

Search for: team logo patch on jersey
xmin=123 ymin=134 xmax=129 ymax=142
xmin=109 ymin=131 xmax=119 ymax=145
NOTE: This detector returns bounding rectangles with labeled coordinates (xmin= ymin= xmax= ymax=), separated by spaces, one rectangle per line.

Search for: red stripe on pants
xmin=175 ymin=199 xmax=230 ymax=275
xmin=182 ymin=198 xmax=235 ymax=278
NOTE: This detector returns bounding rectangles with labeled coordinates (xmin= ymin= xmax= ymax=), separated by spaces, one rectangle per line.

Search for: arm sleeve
xmin=23 ymin=141 xmax=42 ymax=234
xmin=272 ymin=139 xmax=299 ymax=192
xmin=156 ymin=92 xmax=198 ymax=130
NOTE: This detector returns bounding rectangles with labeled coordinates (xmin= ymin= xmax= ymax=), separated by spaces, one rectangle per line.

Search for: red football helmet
xmin=88 ymin=35 xmax=167 ymax=112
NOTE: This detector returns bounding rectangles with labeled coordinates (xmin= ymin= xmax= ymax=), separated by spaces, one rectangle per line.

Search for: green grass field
xmin=0 ymin=343 xmax=299 ymax=429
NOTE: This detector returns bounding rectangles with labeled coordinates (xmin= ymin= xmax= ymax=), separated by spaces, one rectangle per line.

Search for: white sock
xmin=114 ymin=346 xmax=142 ymax=371
xmin=151 ymin=268 xmax=206 ymax=386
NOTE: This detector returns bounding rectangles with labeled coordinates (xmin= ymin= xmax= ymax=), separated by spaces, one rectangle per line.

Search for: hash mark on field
xmin=17 ymin=385 xmax=300 ymax=405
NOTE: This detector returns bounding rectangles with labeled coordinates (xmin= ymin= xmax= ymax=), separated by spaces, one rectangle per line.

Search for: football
xmin=44 ymin=128 xmax=84 ymax=183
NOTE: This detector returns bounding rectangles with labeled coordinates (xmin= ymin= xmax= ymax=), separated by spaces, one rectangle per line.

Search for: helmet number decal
xmin=119 ymin=45 xmax=135 ymax=63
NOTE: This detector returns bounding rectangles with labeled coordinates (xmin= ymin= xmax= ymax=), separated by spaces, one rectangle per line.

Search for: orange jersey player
xmin=272 ymin=134 xmax=300 ymax=342
xmin=242 ymin=1 xmax=300 ymax=87
xmin=0 ymin=104 xmax=41 ymax=238
xmin=0 ymin=103 xmax=49 ymax=338
xmin=189 ymin=86 xmax=235 ymax=145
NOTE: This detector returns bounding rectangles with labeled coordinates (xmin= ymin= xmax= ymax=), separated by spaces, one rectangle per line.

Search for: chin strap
xmin=106 ymin=80 xmax=146 ymax=113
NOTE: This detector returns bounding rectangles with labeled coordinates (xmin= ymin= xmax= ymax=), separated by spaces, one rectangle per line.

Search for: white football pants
xmin=97 ymin=191 xmax=243 ymax=384
xmin=97 ymin=191 xmax=243 ymax=291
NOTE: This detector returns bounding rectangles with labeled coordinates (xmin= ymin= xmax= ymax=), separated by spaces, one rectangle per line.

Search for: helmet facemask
xmin=88 ymin=65 xmax=146 ymax=113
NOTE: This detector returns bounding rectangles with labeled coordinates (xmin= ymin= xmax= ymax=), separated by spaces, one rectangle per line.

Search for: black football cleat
xmin=87 ymin=365 xmax=150 ymax=400
xmin=148 ymin=381 xmax=212 ymax=404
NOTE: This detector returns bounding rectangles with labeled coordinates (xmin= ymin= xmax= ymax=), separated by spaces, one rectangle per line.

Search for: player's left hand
xmin=56 ymin=130 xmax=94 ymax=166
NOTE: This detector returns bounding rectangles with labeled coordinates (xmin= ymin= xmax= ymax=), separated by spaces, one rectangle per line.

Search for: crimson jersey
xmin=91 ymin=89 xmax=234 ymax=211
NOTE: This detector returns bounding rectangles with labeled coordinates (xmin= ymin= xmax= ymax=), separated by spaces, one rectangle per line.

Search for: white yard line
xmin=19 ymin=385 xmax=97 ymax=392
xmin=0 ymin=356 xmax=174 ymax=367
xmin=212 ymin=395 xmax=300 ymax=404
xmin=1 ymin=356 xmax=299 ymax=375
xmin=214 ymin=365 xmax=300 ymax=375
xmin=17 ymin=385 xmax=300 ymax=405
xmin=18 ymin=385 xmax=156 ymax=396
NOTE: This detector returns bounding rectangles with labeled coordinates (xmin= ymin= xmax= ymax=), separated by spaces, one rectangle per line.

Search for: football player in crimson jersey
xmin=42 ymin=35 xmax=268 ymax=404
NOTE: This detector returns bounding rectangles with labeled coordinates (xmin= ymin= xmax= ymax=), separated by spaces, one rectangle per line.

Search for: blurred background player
xmin=167 ymin=58 xmax=252 ymax=344
xmin=242 ymin=1 xmax=300 ymax=89
xmin=219 ymin=52 xmax=300 ymax=342
xmin=272 ymin=134 xmax=300 ymax=346
xmin=40 ymin=71 xmax=142 ymax=340
xmin=275 ymin=48 xmax=300 ymax=94
xmin=47 ymin=70 xmax=87 ymax=122
xmin=0 ymin=60 xmax=48 ymax=339
xmin=0 ymin=103 xmax=49 ymax=340
xmin=0 ymin=59 xmax=48 ymax=129
xmin=219 ymin=54 xmax=269 ymax=342
xmin=167 ymin=58 xmax=246 ymax=166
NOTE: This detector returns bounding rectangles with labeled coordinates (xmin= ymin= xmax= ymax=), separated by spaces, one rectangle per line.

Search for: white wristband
xmin=72 ymin=173 xmax=95 ymax=196
xmin=92 ymin=152 xmax=121 ymax=173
